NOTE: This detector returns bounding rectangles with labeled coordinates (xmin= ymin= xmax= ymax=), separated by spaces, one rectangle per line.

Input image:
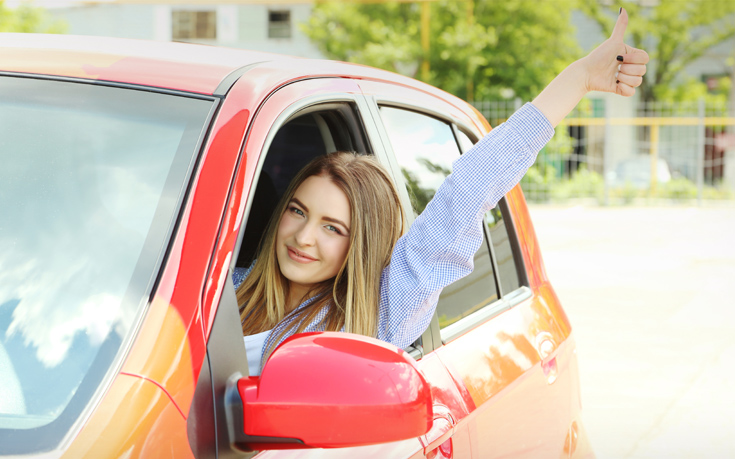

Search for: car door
xmin=359 ymin=79 xmax=575 ymax=458
xmin=195 ymin=76 xmax=440 ymax=459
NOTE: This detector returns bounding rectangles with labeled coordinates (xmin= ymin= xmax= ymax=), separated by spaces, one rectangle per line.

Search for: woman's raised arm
xmin=532 ymin=7 xmax=649 ymax=127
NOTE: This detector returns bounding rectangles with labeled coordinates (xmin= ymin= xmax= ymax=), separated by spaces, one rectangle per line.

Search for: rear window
xmin=0 ymin=76 xmax=214 ymax=454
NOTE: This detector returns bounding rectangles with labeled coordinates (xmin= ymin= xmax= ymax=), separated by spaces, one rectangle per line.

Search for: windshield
xmin=0 ymin=76 xmax=214 ymax=454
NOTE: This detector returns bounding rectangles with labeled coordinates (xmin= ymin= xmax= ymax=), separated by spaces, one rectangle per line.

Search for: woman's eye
xmin=326 ymin=225 xmax=341 ymax=234
xmin=287 ymin=206 xmax=304 ymax=218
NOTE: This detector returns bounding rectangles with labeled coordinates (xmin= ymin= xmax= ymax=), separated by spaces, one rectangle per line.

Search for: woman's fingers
xmin=619 ymin=63 xmax=646 ymax=77
xmin=619 ymin=49 xmax=650 ymax=65
xmin=617 ymin=72 xmax=643 ymax=88
xmin=616 ymin=81 xmax=636 ymax=97
xmin=614 ymin=47 xmax=647 ymax=97
xmin=615 ymin=48 xmax=649 ymax=96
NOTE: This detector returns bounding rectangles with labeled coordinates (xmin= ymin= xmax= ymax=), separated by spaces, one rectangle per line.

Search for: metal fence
xmin=472 ymin=98 xmax=735 ymax=204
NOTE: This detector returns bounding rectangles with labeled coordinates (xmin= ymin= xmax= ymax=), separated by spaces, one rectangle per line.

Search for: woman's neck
xmin=285 ymin=282 xmax=312 ymax=313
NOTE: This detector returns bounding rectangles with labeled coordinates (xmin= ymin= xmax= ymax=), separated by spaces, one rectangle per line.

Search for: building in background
xmin=44 ymin=1 xmax=323 ymax=59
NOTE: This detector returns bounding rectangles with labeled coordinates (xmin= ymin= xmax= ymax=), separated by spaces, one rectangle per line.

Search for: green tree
xmin=401 ymin=168 xmax=434 ymax=214
xmin=578 ymin=0 xmax=735 ymax=103
xmin=302 ymin=0 xmax=580 ymax=101
xmin=0 ymin=1 xmax=65 ymax=33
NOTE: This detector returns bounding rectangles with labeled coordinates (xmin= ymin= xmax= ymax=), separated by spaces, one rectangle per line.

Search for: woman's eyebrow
xmin=290 ymin=198 xmax=308 ymax=212
xmin=323 ymin=216 xmax=350 ymax=231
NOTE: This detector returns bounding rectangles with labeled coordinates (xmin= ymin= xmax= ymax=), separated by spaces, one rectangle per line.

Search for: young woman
xmin=234 ymin=9 xmax=648 ymax=376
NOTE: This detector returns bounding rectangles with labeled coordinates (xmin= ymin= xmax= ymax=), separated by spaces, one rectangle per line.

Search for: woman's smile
xmin=286 ymin=246 xmax=318 ymax=263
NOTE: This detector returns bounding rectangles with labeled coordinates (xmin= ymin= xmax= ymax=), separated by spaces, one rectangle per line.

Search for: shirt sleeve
xmin=376 ymin=102 xmax=554 ymax=349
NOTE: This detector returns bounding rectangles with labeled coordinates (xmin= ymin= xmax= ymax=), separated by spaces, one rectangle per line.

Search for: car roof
xmin=0 ymin=33 xmax=287 ymax=95
xmin=0 ymin=33 xmax=466 ymax=106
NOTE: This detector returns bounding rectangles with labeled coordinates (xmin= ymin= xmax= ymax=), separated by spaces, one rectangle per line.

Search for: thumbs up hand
xmin=582 ymin=8 xmax=649 ymax=96
xmin=530 ymin=8 xmax=649 ymax=126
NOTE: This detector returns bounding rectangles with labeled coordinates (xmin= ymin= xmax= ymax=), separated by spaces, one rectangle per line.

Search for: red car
xmin=0 ymin=34 xmax=592 ymax=458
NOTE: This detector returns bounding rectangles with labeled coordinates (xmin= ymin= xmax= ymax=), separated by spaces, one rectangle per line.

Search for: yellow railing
xmin=562 ymin=117 xmax=735 ymax=126
xmin=560 ymin=117 xmax=735 ymax=192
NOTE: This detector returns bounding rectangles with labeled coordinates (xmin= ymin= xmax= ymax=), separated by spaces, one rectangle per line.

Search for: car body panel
xmin=59 ymin=373 xmax=192 ymax=459
xmin=0 ymin=33 xmax=274 ymax=94
xmin=506 ymin=185 xmax=572 ymax=335
xmin=120 ymin=297 xmax=196 ymax=422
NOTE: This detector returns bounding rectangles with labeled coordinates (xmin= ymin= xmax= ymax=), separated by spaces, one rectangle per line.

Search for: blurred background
xmin=3 ymin=0 xmax=733 ymax=204
xmin=2 ymin=0 xmax=733 ymax=457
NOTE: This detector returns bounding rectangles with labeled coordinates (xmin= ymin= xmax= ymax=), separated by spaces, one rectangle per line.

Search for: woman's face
xmin=276 ymin=174 xmax=351 ymax=299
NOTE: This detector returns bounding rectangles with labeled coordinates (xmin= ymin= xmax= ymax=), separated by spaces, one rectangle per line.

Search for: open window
xmin=235 ymin=104 xmax=370 ymax=270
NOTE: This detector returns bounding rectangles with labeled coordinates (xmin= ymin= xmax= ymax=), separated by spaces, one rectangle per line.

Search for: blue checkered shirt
xmin=233 ymin=103 xmax=554 ymax=368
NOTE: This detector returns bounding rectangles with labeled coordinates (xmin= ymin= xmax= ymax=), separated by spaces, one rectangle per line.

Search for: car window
xmin=456 ymin=129 xmax=524 ymax=296
xmin=379 ymin=106 xmax=500 ymax=329
xmin=378 ymin=107 xmax=457 ymax=214
xmin=486 ymin=206 xmax=521 ymax=294
xmin=236 ymin=104 xmax=369 ymax=269
xmin=0 ymin=77 xmax=213 ymax=453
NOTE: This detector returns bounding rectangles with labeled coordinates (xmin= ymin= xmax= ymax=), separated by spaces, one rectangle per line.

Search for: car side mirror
xmin=225 ymin=332 xmax=432 ymax=451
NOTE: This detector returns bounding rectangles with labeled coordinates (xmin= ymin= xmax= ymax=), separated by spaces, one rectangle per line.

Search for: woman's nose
xmin=294 ymin=222 xmax=316 ymax=247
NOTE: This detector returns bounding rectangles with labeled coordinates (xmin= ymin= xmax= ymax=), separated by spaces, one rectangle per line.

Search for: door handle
xmin=535 ymin=332 xmax=558 ymax=385
xmin=421 ymin=404 xmax=455 ymax=457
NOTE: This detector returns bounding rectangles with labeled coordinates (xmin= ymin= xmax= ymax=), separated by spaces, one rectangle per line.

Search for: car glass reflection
xmin=0 ymin=78 xmax=211 ymax=438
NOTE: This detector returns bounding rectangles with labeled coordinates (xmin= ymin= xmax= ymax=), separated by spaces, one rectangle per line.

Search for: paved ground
xmin=528 ymin=204 xmax=735 ymax=459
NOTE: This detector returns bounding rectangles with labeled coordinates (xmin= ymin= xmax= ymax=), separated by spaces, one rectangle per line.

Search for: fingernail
xmin=615 ymin=71 xmax=619 ymax=78
xmin=616 ymin=80 xmax=620 ymax=84
xmin=619 ymin=7 xmax=622 ymax=15
xmin=618 ymin=64 xmax=621 ymax=71
xmin=617 ymin=55 xmax=624 ymax=62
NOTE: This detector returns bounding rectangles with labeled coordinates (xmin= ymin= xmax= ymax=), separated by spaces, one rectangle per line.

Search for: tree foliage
xmin=302 ymin=0 xmax=580 ymax=101
xmin=578 ymin=0 xmax=735 ymax=103
xmin=0 ymin=1 xmax=65 ymax=33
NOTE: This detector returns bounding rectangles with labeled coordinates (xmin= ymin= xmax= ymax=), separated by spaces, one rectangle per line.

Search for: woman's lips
xmin=287 ymin=246 xmax=317 ymax=264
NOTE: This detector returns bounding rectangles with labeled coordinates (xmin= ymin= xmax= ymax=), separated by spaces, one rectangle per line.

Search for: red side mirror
xmin=227 ymin=332 xmax=432 ymax=451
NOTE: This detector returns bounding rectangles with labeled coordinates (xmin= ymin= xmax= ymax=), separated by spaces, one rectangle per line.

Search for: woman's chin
xmin=279 ymin=261 xmax=317 ymax=286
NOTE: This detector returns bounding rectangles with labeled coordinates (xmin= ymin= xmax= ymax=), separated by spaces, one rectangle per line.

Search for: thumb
xmin=610 ymin=7 xmax=628 ymax=42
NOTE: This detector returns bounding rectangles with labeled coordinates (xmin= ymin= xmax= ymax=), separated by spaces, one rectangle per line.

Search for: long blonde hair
xmin=236 ymin=152 xmax=405 ymax=351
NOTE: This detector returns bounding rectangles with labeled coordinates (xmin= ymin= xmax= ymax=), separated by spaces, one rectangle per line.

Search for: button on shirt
xmin=234 ymin=102 xmax=554 ymax=372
